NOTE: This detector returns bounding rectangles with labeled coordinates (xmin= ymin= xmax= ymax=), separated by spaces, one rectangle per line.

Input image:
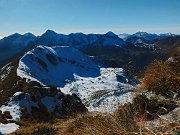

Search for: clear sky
xmin=0 ymin=0 xmax=180 ymax=38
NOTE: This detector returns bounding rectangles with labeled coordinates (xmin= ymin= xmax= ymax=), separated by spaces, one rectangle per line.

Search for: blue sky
xmin=0 ymin=0 xmax=180 ymax=38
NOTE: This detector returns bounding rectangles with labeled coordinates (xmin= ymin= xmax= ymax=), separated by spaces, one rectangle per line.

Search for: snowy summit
xmin=17 ymin=45 xmax=137 ymax=112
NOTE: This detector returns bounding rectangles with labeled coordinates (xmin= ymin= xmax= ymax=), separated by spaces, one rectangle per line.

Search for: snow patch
xmin=0 ymin=65 xmax=13 ymax=83
xmin=0 ymin=92 xmax=39 ymax=120
xmin=61 ymin=68 xmax=135 ymax=112
xmin=0 ymin=123 xmax=19 ymax=134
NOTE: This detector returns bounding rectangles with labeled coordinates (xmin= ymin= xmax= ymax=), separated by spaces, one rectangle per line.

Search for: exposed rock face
xmin=32 ymin=85 xmax=87 ymax=118
xmin=0 ymin=85 xmax=87 ymax=123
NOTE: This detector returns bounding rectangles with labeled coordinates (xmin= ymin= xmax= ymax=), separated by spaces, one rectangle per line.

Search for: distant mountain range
xmin=0 ymin=33 xmax=36 ymax=62
xmin=125 ymin=32 xmax=175 ymax=46
xmin=0 ymin=30 xmax=176 ymax=68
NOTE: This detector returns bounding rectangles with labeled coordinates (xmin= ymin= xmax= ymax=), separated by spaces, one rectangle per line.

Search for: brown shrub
xmin=132 ymin=94 xmax=149 ymax=114
xmin=114 ymin=103 xmax=138 ymax=131
xmin=65 ymin=108 xmax=139 ymax=135
xmin=141 ymin=61 xmax=180 ymax=97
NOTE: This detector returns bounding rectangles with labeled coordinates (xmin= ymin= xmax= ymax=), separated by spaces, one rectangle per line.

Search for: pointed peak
xmin=46 ymin=29 xmax=55 ymax=32
xmin=105 ymin=31 xmax=117 ymax=37
xmin=44 ymin=29 xmax=57 ymax=35
xmin=40 ymin=30 xmax=58 ymax=38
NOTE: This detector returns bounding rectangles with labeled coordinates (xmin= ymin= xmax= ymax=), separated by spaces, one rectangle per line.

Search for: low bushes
xmin=131 ymin=94 xmax=177 ymax=120
xmin=141 ymin=60 xmax=180 ymax=98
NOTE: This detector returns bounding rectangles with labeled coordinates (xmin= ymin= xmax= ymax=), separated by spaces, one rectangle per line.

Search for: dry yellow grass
xmin=9 ymin=110 xmax=180 ymax=135
xmin=9 ymin=110 xmax=139 ymax=135
xmin=9 ymin=121 xmax=60 ymax=135
xmin=138 ymin=60 xmax=180 ymax=98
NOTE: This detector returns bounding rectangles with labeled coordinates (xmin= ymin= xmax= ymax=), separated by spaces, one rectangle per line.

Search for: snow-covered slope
xmin=0 ymin=92 xmax=37 ymax=134
xmin=17 ymin=45 xmax=136 ymax=112
xmin=0 ymin=92 xmax=39 ymax=120
xmin=17 ymin=45 xmax=102 ymax=87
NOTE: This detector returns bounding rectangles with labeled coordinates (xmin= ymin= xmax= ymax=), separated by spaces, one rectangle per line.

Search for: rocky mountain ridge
xmin=0 ymin=30 xmax=176 ymax=68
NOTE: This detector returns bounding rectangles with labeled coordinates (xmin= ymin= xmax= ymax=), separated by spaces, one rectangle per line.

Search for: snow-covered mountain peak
xmin=42 ymin=29 xmax=58 ymax=37
xmin=45 ymin=29 xmax=56 ymax=33
xmin=106 ymin=31 xmax=117 ymax=37
xmin=17 ymin=45 xmax=136 ymax=112
xmin=125 ymin=31 xmax=173 ymax=46
xmin=102 ymin=32 xmax=126 ymax=47
xmin=17 ymin=45 xmax=102 ymax=87
xmin=133 ymin=32 xmax=158 ymax=38
xmin=134 ymin=31 xmax=149 ymax=36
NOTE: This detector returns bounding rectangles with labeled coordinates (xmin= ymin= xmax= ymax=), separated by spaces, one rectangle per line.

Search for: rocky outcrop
xmin=0 ymin=85 xmax=87 ymax=124
xmin=32 ymin=85 xmax=87 ymax=118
